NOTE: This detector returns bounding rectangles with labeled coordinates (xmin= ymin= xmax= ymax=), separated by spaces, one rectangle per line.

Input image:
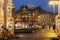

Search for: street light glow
xmin=49 ymin=1 xmax=58 ymax=13
xmin=49 ymin=1 xmax=58 ymax=5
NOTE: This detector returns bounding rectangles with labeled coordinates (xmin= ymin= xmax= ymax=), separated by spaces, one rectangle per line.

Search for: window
xmin=2 ymin=4 xmax=4 ymax=9
xmin=1 ymin=26 xmax=3 ymax=28
xmin=7 ymin=6 xmax=11 ymax=11
xmin=58 ymin=17 xmax=60 ymax=19
xmin=9 ymin=26 xmax=11 ymax=28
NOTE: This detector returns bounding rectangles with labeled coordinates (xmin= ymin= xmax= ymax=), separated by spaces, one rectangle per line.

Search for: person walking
xmin=53 ymin=23 xmax=55 ymax=30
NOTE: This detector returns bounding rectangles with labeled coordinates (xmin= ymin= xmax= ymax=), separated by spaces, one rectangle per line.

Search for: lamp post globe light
xmin=49 ymin=0 xmax=58 ymax=28
xmin=49 ymin=0 xmax=58 ymax=13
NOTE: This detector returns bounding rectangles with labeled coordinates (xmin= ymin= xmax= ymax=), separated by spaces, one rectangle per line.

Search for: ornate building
xmin=0 ymin=0 xmax=15 ymax=36
xmin=55 ymin=1 xmax=60 ymax=36
xmin=15 ymin=5 xmax=56 ymax=25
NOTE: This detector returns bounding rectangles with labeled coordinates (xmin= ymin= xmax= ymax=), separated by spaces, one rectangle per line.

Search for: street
xmin=12 ymin=27 xmax=58 ymax=40
xmin=12 ymin=37 xmax=51 ymax=40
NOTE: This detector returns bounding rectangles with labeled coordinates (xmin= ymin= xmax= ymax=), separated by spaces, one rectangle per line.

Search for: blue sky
xmin=13 ymin=0 xmax=58 ymax=12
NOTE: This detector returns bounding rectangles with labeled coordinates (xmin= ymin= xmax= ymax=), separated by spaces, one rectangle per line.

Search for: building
xmin=55 ymin=1 xmax=60 ymax=36
xmin=0 ymin=0 xmax=14 ymax=36
xmin=37 ymin=13 xmax=56 ymax=26
xmin=15 ymin=6 xmax=57 ymax=26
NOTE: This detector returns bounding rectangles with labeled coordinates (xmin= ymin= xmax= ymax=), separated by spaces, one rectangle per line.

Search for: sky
xmin=12 ymin=0 xmax=58 ymax=12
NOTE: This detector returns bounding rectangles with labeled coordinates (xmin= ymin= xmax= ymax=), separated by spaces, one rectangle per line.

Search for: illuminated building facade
xmin=0 ymin=0 xmax=15 ymax=35
xmin=55 ymin=1 xmax=60 ymax=36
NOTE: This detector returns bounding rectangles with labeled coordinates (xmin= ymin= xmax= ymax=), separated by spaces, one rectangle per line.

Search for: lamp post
xmin=49 ymin=1 xmax=58 ymax=13
xmin=49 ymin=1 xmax=58 ymax=25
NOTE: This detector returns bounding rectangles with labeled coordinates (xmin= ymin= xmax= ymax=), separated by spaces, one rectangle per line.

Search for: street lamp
xmin=49 ymin=1 xmax=58 ymax=13
xmin=49 ymin=1 xmax=58 ymax=25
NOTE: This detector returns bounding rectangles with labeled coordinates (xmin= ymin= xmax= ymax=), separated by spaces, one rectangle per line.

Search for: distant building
xmin=15 ymin=5 xmax=57 ymax=26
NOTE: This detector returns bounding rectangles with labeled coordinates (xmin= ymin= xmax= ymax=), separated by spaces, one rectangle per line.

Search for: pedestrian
xmin=42 ymin=25 xmax=45 ymax=29
xmin=53 ymin=24 xmax=55 ymax=30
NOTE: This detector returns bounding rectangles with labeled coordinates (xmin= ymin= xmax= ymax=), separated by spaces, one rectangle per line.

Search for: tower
xmin=0 ymin=0 xmax=14 ymax=36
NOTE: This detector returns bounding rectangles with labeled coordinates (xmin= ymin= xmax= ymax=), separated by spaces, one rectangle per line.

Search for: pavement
xmin=13 ymin=27 xmax=58 ymax=40
xmin=15 ymin=27 xmax=57 ymax=38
